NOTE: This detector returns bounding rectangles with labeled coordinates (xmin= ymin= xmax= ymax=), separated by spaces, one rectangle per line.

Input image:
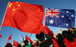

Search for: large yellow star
xmin=9 ymin=3 xmax=12 ymax=8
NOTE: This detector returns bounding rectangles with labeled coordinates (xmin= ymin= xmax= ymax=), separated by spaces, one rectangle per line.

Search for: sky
xmin=0 ymin=0 xmax=76 ymax=47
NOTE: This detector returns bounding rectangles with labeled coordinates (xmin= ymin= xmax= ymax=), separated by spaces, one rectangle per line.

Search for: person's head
xmin=71 ymin=28 xmax=76 ymax=34
xmin=56 ymin=33 xmax=66 ymax=47
xmin=5 ymin=43 xmax=12 ymax=47
xmin=17 ymin=44 xmax=22 ymax=47
xmin=40 ymin=38 xmax=53 ymax=47
xmin=24 ymin=40 xmax=28 ymax=45
xmin=62 ymin=30 xmax=68 ymax=38
xmin=67 ymin=30 xmax=74 ymax=42
xmin=62 ymin=30 xmax=74 ymax=42
xmin=36 ymin=32 xmax=45 ymax=42
xmin=56 ymin=33 xmax=64 ymax=40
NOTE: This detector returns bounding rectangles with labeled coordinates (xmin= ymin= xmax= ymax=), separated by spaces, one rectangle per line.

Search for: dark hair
xmin=66 ymin=31 xmax=74 ymax=42
xmin=56 ymin=33 xmax=65 ymax=47
xmin=40 ymin=38 xmax=53 ymax=47
xmin=62 ymin=30 xmax=74 ymax=42
xmin=5 ymin=43 xmax=12 ymax=47
xmin=62 ymin=30 xmax=68 ymax=38
xmin=24 ymin=40 xmax=28 ymax=45
xmin=17 ymin=44 xmax=22 ymax=47
xmin=56 ymin=33 xmax=64 ymax=40
xmin=36 ymin=41 xmax=39 ymax=46
xmin=36 ymin=32 xmax=45 ymax=42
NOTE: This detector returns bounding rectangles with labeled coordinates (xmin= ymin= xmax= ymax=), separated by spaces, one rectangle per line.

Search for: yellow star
xmin=18 ymin=4 xmax=20 ymax=7
xmin=9 ymin=3 xmax=12 ymax=8
xmin=16 ymin=1 xmax=18 ymax=3
xmin=12 ymin=8 xmax=15 ymax=11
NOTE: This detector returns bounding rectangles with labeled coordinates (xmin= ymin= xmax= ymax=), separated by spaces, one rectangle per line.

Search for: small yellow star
xmin=9 ymin=3 xmax=12 ymax=8
xmin=18 ymin=4 xmax=20 ymax=7
xmin=16 ymin=1 xmax=18 ymax=3
xmin=12 ymin=8 xmax=15 ymax=11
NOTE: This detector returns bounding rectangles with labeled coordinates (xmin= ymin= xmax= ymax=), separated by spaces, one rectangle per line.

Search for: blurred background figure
xmin=5 ymin=43 xmax=12 ymax=47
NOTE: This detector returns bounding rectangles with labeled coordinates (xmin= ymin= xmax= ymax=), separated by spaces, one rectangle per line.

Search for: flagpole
xmin=43 ymin=8 xmax=46 ymax=33
xmin=20 ymin=34 xmax=24 ymax=43
xmin=29 ymin=33 xmax=32 ymax=38
xmin=43 ymin=8 xmax=46 ymax=26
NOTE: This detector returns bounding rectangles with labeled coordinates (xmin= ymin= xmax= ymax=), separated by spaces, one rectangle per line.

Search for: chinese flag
xmin=13 ymin=40 xmax=19 ymax=46
xmin=2 ymin=1 xmax=44 ymax=34
xmin=44 ymin=26 xmax=53 ymax=37
xmin=7 ymin=34 xmax=12 ymax=41
xmin=0 ymin=34 xmax=2 ymax=38
xmin=26 ymin=35 xmax=33 ymax=43
xmin=52 ymin=39 xmax=59 ymax=47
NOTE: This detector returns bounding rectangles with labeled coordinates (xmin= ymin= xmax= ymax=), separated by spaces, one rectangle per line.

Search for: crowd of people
xmin=5 ymin=28 xmax=76 ymax=47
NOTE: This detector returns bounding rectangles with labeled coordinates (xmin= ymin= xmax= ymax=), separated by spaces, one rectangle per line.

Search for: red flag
xmin=39 ymin=25 xmax=53 ymax=37
xmin=7 ymin=34 xmax=12 ymax=41
xmin=32 ymin=42 xmax=37 ymax=47
xmin=64 ymin=38 xmax=76 ymax=47
xmin=13 ymin=40 xmax=19 ymax=46
xmin=26 ymin=35 xmax=33 ymax=43
xmin=5 ymin=42 xmax=9 ymax=45
xmin=52 ymin=39 xmax=59 ymax=47
xmin=0 ymin=34 xmax=2 ymax=38
xmin=45 ymin=26 xmax=53 ymax=37
xmin=1 ymin=1 xmax=44 ymax=34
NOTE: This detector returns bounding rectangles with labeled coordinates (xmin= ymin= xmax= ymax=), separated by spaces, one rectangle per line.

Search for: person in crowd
xmin=17 ymin=44 xmax=22 ymax=47
xmin=36 ymin=32 xmax=59 ymax=47
xmin=23 ymin=40 xmax=28 ymax=47
xmin=56 ymin=33 xmax=65 ymax=47
xmin=23 ymin=40 xmax=32 ymax=47
xmin=34 ymin=41 xmax=39 ymax=47
xmin=71 ymin=28 xmax=76 ymax=38
xmin=62 ymin=30 xmax=76 ymax=47
xmin=35 ymin=32 xmax=45 ymax=47
xmin=5 ymin=43 xmax=12 ymax=47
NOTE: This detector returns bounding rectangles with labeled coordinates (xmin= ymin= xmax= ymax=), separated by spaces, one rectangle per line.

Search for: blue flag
xmin=45 ymin=8 xmax=75 ymax=28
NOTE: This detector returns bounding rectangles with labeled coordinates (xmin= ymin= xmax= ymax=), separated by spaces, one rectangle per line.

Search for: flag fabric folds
xmin=7 ymin=34 xmax=12 ymax=41
xmin=45 ymin=8 xmax=75 ymax=28
xmin=1 ymin=1 xmax=44 ymax=34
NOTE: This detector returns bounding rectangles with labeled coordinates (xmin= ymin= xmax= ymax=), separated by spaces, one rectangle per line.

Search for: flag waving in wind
xmin=0 ymin=34 xmax=2 ymax=38
xmin=7 ymin=34 xmax=12 ymax=42
xmin=26 ymin=35 xmax=33 ymax=43
xmin=1 ymin=1 xmax=44 ymax=34
xmin=45 ymin=8 xmax=75 ymax=28
xmin=13 ymin=40 xmax=19 ymax=46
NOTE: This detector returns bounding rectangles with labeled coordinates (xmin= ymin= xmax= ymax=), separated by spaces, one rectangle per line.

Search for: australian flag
xmin=45 ymin=8 xmax=75 ymax=28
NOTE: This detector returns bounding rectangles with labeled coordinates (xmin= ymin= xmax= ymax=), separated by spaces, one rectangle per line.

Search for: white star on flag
xmin=71 ymin=15 xmax=74 ymax=17
xmin=66 ymin=11 xmax=69 ymax=13
xmin=62 ymin=15 xmax=64 ymax=18
xmin=49 ymin=20 xmax=54 ymax=24
xmin=66 ymin=23 xmax=69 ymax=26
